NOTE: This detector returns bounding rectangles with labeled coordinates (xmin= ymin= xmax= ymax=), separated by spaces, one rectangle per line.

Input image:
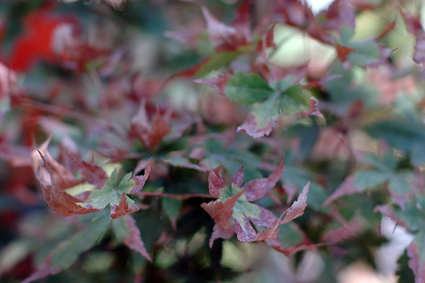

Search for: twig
xmin=134 ymin=192 xmax=216 ymax=200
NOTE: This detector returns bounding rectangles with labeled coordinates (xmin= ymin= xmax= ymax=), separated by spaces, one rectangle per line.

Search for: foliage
xmin=0 ymin=0 xmax=424 ymax=282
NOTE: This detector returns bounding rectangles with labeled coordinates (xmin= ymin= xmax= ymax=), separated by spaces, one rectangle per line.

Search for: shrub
xmin=0 ymin=0 xmax=423 ymax=282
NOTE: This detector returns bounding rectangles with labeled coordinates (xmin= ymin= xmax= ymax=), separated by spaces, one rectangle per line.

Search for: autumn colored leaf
xmin=112 ymin=214 xmax=151 ymax=261
xmin=201 ymin=5 xmax=249 ymax=52
xmin=201 ymin=190 xmax=244 ymax=229
xmin=235 ymin=82 xmax=323 ymax=138
xmin=407 ymin=234 xmax=425 ymax=283
xmin=194 ymin=73 xmax=231 ymax=94
xmin=322 ymin=175 xmax=364 ymax=207
xmin=66 ymin=151 xmax=108 ymax=188
xmin=85 ymin=158 xmax=151 ymax=219
xmin=209 ymin=222 xmax=235 ymax=248
xmin=130 ymin=100 xmax=171 ymax=149
xmin=32 ymin=149 xmax=100 ymax=217
xmin=281 ymin=181 xmax=309 ymax=224
xmin=202 ymin=158 xmax=285 ymax=242
xmin=336 ymin=45 xmax=356 ymax=63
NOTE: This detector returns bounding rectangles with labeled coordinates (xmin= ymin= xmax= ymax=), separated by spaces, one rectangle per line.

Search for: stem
xmin=134 ymin=192 xmax=216 ymax=200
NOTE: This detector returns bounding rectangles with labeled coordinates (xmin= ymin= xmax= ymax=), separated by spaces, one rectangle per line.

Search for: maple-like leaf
xmin=66 ymin=151 xmax=108 ymax=188
xmin=281 ymin=181 xmax=309 ymax=224
xmin=22 ymin=210 xmax=111 ymax=283
xmin=202 ymin=158 xmax=285 ymax=242
xmin=130 ymin=100 xmax=171 ymax=149
xmin=209 ymin=222 xmax=235 ymax=248
xmin=407 ymin=236 xmax=425 ymax=283
xmin=201 ymin=4 xmax=250 ymax=52
xmin=32 ymin=149 xmax=100 ymax=217
xmin=196 ymin=71 xmax=323 ymax=138
xmin=112 ymin=214 xmax=151 ymax=261
xmin=322 ymin=175 xmax=364 ymax=207
xmin=201 ymin=190 xmax=244 ymax=229
xmin=86 ymin=159 xmax=151 ymax=219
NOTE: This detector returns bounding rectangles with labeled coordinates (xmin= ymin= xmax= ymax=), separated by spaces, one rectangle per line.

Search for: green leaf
xmin=225 ymin=71 xmax=275 ymax=104
xmin=353 ymin=170 xmax=388 ymax=189
xmin=236 ymin=83 xmax=318 ymax=138
xmin=196 ymin=51 xmax=242 ymax=77
xmin=86 ymin=169 xmax=139 ymax=219
xmin=162 ymin=197 xmax=182 ymax=223
xmin=280 ymin=84 xmax=311 ymax=115
xmin=51 ymin=210 xmax=111 ymax=270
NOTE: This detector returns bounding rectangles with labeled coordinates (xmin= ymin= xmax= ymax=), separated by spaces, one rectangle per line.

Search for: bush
xmin=0 ymin=0 xmax=423 ymax=282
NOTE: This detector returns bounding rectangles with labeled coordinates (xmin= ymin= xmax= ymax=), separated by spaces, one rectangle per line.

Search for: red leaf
xmin=32 ymin=136 xmax=79 ymax=189
xmin=237 ymin=113 xmax=276 ymax=138
xmin=303 ymin=74 xmax=342 ymax=89
xmin=322 ymin=175 xmax=363 ymax=207
xmin=67 ymin=152 xmax=108 ymax=188
xmin=201 ymin=190 xmax=244 ymax=229
xmin=319 ymin=0 xmax=356 ymax=32
xmin=209 ymin=222 xmax=235 ymax=248
xmin=34 ymin=150 xmax=100 ymax=217
xmin=323 ymin=220 xmax=361 ymax=244
xmin=242 ymin=157 xmax=283 ymax=201
xmin=267 ymin=239 xmax=325 ymax=257
xmin=131 ymin=158 xmax=152 ymax=194
xmin=281 ymin=182 xmax=309 ymax=224
xmin=208 ymin=167 xmax=226 ymax=197
xmin=201 ymin=6 xmax=249 ymax=52
xmin=232 ymin=167 xmax=244 ymax=188
xmin=299 ymin=99 xmax=324 ymax=118
xmin=373 ymin=204 xmax=408 ymax=228
xmin=123 ymin=215 xmax=152 ymax=261
xmin=231 ymin=0 xmax=251 ymax=41
xmin=194 ymin=73 xmax=231 ymax=94
xmin=336 ymin=45 xmax=356 ymax=63
xmin=234 ymin=217 xmax=258 ymax=242
xmin=252 ymin=209 xmax=286 ymax=242
xmin=1 ymin=9 xmax=75 ymax=71
xmin=407 ymin=241 xmax=425 ymax=283
xmin=111 ymin=192 xmax=140 ymax=220
xmin=130 ymin=100 xmax=171 ymax=148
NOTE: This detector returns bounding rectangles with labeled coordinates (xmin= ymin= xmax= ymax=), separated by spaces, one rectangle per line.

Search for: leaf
xmin=201 ymin=6 xmax=249 ymax=52
xmin=407 ymin=232 xmax=425 ymax=283
xmin=66 ymin=151 xmax=108 ymax=188
xmin=130 ymin=100 xmax=171 ymax=149
xmin=33 ymin=150 xmax=100 ymax=217
xmin=202 ymin=158 xmax=286 ymax=242
xmin=112 ymin=214 xmax=152 ymax=261
xmin=237 ymin=84 xmax=322 ymax=138
xmin=194 ymin=73 xmax=231 ymax=94
xmin=242 ymin=156 xmax=284 ymax=201
xmin=201 ymin=190 xmax=244 ymax=229
xmin=224 ymin=71 xmax=275 ymax=104
xmin=336 ymin=45 xmax=356 ymax=63
xmin=353 ymin=170 xmax=387 ymax=189
xmin=322 ymin=175 xmax=364 ymax=207
xmin=86 ymin=159 xmax=151 ymax=219
xmin=281 ymin=182 xmax=309 ymax=224
xmin=22 ymin=210 xmax=111 ymax=283
xmin=161 ymin=197 xmax=182 ymax=229
xmin=209 ymin=222 xmax=235 ymax=248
